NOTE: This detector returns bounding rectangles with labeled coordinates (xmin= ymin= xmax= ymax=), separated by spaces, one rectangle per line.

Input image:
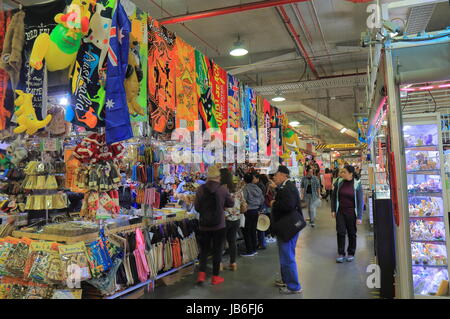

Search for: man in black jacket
xmin=271 ymin=165 xmax=303 ymax=295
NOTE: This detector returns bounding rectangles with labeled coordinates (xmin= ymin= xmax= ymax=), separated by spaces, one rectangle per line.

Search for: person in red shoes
xmin=194 ymin=165 xmax=234 ymax=285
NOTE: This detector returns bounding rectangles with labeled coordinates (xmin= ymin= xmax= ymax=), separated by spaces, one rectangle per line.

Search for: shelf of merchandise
xmin=402 ymin=114 xmax=450 ymax=297
xmin=104 ymin=260 xmax=197 ymax=299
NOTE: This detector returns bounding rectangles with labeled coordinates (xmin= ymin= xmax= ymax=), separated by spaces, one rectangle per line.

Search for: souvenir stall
xmin=0 ymin=0 xmax=293 ymax=299
xmin=369 ymin=27 xmax=450 ymax=298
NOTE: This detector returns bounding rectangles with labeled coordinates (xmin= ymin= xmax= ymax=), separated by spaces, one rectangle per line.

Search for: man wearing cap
xmin=271 ymin=165 xmax=303 ymax=294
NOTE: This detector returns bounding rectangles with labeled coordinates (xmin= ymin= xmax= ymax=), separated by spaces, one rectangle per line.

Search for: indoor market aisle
xmin=145 ymin=202 xmax=375 ymax=299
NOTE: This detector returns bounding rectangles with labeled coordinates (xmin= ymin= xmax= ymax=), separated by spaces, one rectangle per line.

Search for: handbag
xmin=271 ymin=208 xmax=306 ymax=242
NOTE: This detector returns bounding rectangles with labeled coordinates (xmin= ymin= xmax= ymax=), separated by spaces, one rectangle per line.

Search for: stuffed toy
xmin=125 ymin=36 xmax=144 ymax=116
xmin=6 ymin=136 xmax=27 ymax=166
xmin=280 ymin=116 xmax=304 ymax=161
xmin=29 ymin=0 xmax=93 ymax=72
xmin=13 ymin=90 xmax=52 ymax=135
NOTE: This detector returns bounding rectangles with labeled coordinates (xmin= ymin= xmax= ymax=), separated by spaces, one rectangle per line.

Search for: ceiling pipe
xmin=149 ymin=0 xmax=220 ymax=56
xmin=159 ymin=0 xmax=310 ymax=25
xmin=277 ymin=6 xmax=320 ymax=79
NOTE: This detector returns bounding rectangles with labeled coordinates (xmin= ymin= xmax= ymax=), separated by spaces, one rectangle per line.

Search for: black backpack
xmin=198 ymin=186 xmax=221 ymax=227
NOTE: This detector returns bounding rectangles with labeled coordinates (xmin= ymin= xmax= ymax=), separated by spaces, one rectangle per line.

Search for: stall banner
xmin=240 ymin=84 xmax=250 ymax=130
xmin=105 ymin=2 xmax=133 ymax=144
xmin=227 ymin=74 xmax=240 ymax=129
xmin=148 ymin=16 xmax=177 ymax=134
xmin=122 ymin=0 xmax=148 ymax=122
xmin=195 ymin=50 xmax=216 ymax=131
xmin=357 ymin=117 xmax=368 ymax=143
xmin=70 ymin=0 xmax=116 ymax=129
xmin=0 ymin=10 xmax=12 ymax=130
xmin=211 ymin=61 xmax=228 ymax=138
xmin=19 ymin=1 xmax=66 ymax=121
xmin=263 ymin=99 xmax=272 ymax=156
xmin=175 ymin=38 xmax=198 ymax=131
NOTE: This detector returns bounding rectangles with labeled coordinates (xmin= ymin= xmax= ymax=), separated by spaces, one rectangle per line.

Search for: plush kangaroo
xmin=13 ymin=90 xmax=52 ymax=135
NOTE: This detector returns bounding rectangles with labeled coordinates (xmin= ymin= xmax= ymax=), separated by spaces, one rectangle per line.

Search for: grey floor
xmin=144 ymin=201 xmax=376 ymax=299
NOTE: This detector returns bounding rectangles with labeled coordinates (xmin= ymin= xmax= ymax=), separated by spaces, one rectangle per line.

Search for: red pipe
xmin=149 ymin=0 xmax=220 ymax=56
xmin=277 ymin=6 xmax=319 ymax=79
xmin=159 ymin=0 xmax=310 ymax=25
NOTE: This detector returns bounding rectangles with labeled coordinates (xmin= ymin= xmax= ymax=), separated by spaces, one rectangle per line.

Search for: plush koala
xmin=6 ymin=136 xmax=27 ymax=166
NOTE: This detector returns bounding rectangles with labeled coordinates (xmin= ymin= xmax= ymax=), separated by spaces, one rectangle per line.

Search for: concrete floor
xmin=145 ymin=201 xmax=376 ymax=299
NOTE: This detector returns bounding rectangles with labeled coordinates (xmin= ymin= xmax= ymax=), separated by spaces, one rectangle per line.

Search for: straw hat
xmin=257 ymin=214 xmax=271 ymax=231
xmin=207 ymin=165 xmax=220 ymax=180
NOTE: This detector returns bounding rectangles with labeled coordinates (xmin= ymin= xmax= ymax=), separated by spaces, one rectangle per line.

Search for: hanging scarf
xmin=105 ymin=2 xmax=133 ymax=144
xmin=227 ymin=74 xmax=240 ymax=129
xmin=148 ymin=16 xmax=177 ymax=135
xmin=175 ymin=38 xmax=198 ymax=131
xmin=195 ymin=50 xmax=216 ymax=132
xmin=210 ymin=61 xmax=227 ymax=138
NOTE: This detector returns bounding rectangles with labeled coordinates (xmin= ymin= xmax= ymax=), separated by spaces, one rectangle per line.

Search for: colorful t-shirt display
xmin=175 ymin=38 xmax=198 ymax=131
xmin=148 ymin=16 xmax=177 ymax=135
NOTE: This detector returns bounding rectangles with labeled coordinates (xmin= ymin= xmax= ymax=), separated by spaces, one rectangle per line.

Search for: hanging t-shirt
xmin=18 ymin=0 xmax=66 ymax=120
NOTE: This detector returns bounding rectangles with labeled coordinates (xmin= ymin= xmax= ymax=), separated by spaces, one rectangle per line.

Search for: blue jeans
xmin=257 ymin=230 xmax=267 ymax=248
xmin=277 ymin=232 xmax=301 ymax=291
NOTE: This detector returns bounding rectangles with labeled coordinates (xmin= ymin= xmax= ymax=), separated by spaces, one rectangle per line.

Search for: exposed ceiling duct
xmin=254 ymin=74 xmax=367 ymax=94
xmin=404 ymin=4 xmax=436 ymax=35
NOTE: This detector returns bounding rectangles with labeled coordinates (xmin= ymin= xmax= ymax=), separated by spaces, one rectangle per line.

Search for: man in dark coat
xmin=271 ymin=165 xmax=303 ymax=294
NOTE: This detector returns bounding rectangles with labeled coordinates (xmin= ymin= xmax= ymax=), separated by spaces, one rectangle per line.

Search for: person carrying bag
xmin=270 ymin=165 xmax=305 ymax=295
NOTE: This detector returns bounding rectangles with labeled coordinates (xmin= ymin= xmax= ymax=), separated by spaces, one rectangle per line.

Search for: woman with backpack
xmin=220 ymin=168 xmax=246 ymax=271
xmin=194 ymin=165 xmax=234 ymax=285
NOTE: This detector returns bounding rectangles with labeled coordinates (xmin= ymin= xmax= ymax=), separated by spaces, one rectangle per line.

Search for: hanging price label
xmin=42 ymin=138 xmax=60 ymax=152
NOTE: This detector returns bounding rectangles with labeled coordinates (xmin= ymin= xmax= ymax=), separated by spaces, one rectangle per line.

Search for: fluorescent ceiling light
xmin=272 ymin=96 xmax=286 ymax=102
xmin=59 ymin=97 xmax=68 ymax=106
xmin=340 ymin=127 xmax=347 ymax=134
xmin=289 ymin=121 xmax=300 ymax=127
xmin=229 ymin=36 xmax=248 ymax=57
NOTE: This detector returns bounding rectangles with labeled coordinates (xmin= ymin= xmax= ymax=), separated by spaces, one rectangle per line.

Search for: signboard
xmin=316 ymin=143 xmax=360 ymax=150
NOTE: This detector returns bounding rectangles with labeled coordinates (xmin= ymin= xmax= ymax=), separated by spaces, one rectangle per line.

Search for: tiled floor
xmin=145 ymin=201 xmax=375 ymax=299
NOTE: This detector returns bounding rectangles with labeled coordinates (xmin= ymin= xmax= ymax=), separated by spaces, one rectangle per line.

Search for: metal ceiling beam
xmin=286 ymin=104 xmax=359 ymax=139
xmin=228 ymin=52 xmax=298 ymax=75
xmin=159 ymin=0 xmax=310 ymax=25
xmin=388 ymin=0 xmax=446 ymax=9
xmin=255 ymin=73 xmax=367 ymax=94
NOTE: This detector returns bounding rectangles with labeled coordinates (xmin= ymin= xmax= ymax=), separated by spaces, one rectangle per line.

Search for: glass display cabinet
xmin=403 ymin=114 xmax=450 ymax=296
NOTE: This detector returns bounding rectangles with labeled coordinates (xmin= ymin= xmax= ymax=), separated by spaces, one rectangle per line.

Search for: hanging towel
xmin=105 ymin=2 xmax=133 ymax=144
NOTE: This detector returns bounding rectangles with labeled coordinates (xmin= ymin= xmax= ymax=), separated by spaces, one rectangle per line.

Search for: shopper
xmin=256 ymin=174 xmax=271 ymax=249
xmin=300 ymin=167 xmax=321 ymax=227
xmin=194 ymin=165 xmax=234 ymax=285
xmin=220 ymin=168 xmax=244 ymax=271
xmin=322 ymin=168 xmax=333 ymax=201
xmin=242 ymin=173 xmax=265 ymax=257
xmin=271 ymin=165 xmax=303 ymax=294
xmin=331 ymin=165 xmax=364 ymax=263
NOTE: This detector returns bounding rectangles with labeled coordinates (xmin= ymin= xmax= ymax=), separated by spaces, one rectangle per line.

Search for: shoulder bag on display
xmin=271 ymin=206 xmax=306 ymax=242
xmin=198 ymin=186 xmax=221 ymax=227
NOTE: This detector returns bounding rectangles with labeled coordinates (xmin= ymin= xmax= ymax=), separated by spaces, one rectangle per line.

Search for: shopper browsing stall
xmin=220 ymin=168 xmax=245 ymax=271
xmin=331 ymin=165 xmax=364 ymax=263
xmin=242 ymin=173 xmax=264 ymax=257
xmin=300 ymin=167 xmax=321 ymax=227
xmin=194 ymin=165 xmax=234 ymax=285
xmin=322 ymin=168 xmax=333 ymax=201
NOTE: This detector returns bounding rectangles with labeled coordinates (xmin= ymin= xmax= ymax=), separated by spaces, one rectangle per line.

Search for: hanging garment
xmin=175 ymin=38 xmax=198 ymax=131
xmin=227 ymin=74 xmax=241 ymax=130
xmin=147 ymin=16 xmax=177 ymax=134
xmin=195 ymin=50 xmax=215 ymax=132
xmin=210 ymin=60 xmax=228 ymax=138
xmin=133 ymin=228 xmax=149 ymax=282
xmin=105 ymin=2 xmax=133 ymax=144
xmin=70 ymin=0 xmax=116 ymax=129
xmin=18 ymin=1 xmax=66 ymax=120
xmin=0 ymin=10 xmax=24 ymax=87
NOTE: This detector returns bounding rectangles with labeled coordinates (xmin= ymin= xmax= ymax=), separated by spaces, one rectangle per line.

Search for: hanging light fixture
xmin=340 ymin=127 xmax=348 ymax=134
xmin=289 ymin=121 xmax=300 ymax=127
xmin=229 ymin=34 xmax=248 ymax=57
xmin=272 ymin=90 xmax=286 ymax=102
